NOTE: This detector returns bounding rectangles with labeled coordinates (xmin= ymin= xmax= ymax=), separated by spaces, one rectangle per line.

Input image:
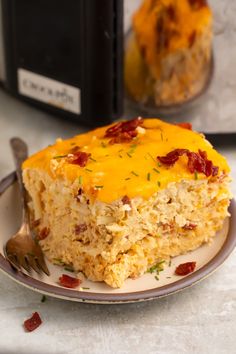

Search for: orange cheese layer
xmin=23 ymin=119 xmax=230 ymax=203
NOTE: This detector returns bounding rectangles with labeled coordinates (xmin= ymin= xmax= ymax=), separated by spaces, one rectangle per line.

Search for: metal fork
xmin=4 ymin=138 xmax=50 ymax=276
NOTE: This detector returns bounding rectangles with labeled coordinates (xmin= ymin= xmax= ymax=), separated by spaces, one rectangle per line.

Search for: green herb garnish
xmin=101 ymin=141 xmax=107 ymax=148
xmin=131 ymin=171 xmax=139 ymax=177
xmin=147 ymin=260 xmax=165 ymax=280
xmin=153 ymin=168 xmax=160 ymax=174
xmin=157 ymin=181 xmax=161 ymax=187
xmin=78 ymin=176 xmax=83 ymax=184
xmin=64 ymin=266 xmax=75 ymax=273
xmin=95 ymin=185 xmax=103 ymax=190
xmin=125 ymin=177 xmax=131 ymax=181
xmin=127 ymin=152 xmax=132 ymax=158
xmin=89 ymin=157 xmax=97 ymax=162
xmin=160 ymin=132 xmax=164 ymax=141
xmin=157 ymin=162 xmax=162 ymax=167
xmin=53 ymin=258 xmax=65 ymax=265
xmin=85 ymin=168 xmax=93 ymax=172
xmin=194 ymin=171 xmax=198 ymax=180
xmin=119 ymin=154 xmax=123 ymax=158
xmin=41 ymin=295 xmax=46 ymax=303
xmin=147 ymin=172 xmax=151 ymax=181
xmin=53 ymin=154 xmax=68 ymax=159
xmin=81 ymin=287 xmax=90 ymax=290
xmin=147 ymin=152 xmax=156 ymax=163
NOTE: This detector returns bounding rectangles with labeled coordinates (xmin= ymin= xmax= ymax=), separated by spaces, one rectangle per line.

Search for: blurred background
xmin=0 ymin=0 xmax=235 ymax=156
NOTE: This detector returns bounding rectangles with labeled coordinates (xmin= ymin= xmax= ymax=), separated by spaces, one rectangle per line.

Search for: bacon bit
xmin=105 ymin=118 xmax=143 ymax=144
xmin=187 ymin=150 xmax=219 ymax=177
xmin=122 ymin=195 xmax=131 ymax=205
xmin=31 ymin=219 xmax=40 ymax=228
xmin=176 ymin=122 xmax=192 ymax=130
xmin=157 ymin=149 xmax=188 ymax=166
xmin=188 ymin=0 xmax=207 ymax=10
xmin=157 ymin=149 xmax=219 ymax=177
xmin=175 ymin=262 xmax=196 ymax=276
xmin=59 ymin=274 xmax=82 ymax=288
xmin=68 ymin=151 xmax=91 ymax=167
xmin=75 ymin=223 xmax=87 ymax=235
xmin=75 ymin=188 xmax=83 ymax=202
xmin=38 ymin=227 xmax=50 ymax=240
xmin=183 ymin=223 xmax=197 ymax=230
xmin=24 ymin=312 xmax=42 ymax=332
xmin=188 ymin=31 xmax=196 ymax=48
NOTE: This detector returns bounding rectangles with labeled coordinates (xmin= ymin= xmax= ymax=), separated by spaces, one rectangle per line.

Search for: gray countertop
xmin=0 ymin=0 xmax=236 ymax=353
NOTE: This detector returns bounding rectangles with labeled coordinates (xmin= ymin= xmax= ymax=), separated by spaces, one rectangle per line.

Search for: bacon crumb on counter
xmin=59 ymin=274 xmax=82 ymax=288
xmin=23 ymin=312 xmax=42 ymax=332
xmin=175 ymin=262 xmax=196 ymax=276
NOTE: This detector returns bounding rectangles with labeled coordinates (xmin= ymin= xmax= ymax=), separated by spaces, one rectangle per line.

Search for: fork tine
xmin=18 ymin=255 xmax=32 ymax=273
xmin=26 ymin=255 xmax=42 ymax=274
xmin=7 ymin=254 xmax=21 ymax=271
xmin=35 ymin=256 xmax=50 ymax=276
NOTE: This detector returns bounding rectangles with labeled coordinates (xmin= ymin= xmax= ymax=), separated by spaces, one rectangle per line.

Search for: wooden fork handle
xmin=10 ymin=138 xmax=29 ymax=222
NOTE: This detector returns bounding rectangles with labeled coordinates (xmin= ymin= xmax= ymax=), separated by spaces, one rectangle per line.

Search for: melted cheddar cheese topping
xmin=23 ymin=119 xmax=229 ymax=203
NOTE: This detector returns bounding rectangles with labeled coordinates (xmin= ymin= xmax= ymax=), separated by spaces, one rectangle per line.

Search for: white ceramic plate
xmin=0 ymin=173 xmax=235 ymax=304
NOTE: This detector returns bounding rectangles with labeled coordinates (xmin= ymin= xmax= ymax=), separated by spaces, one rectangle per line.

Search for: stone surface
xmin=0 ymin=1 xmax=235 ymax=353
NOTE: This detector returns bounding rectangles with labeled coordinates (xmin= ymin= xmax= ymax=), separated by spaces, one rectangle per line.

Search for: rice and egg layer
xmin=22 ymin=118 xmax=231 ymax=288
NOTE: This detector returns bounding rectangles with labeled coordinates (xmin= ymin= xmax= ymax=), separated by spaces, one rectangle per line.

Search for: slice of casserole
xmin=22 ymin=118 xmax=231 ymax=288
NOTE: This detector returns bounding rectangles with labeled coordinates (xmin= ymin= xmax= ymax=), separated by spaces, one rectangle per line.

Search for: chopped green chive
xmin=64 ymin=266 xmax=75 ymax=272
xmin=101 ymin=141 xmax=107 ymax=148
xmin=168 ymin=259 xmax=172 ymax=267
xmin=194 ymin=171 xmax=198 ymax=180
xmin=160 ymin=132 xmax=164 ymax=141
xmin=131 ymin=171 xmax=139 ymax=177
xmin=41 ymin=295 xmax=46 ymax=303
xmin=95 ymin=185 xmax=103 ymax=190
xmin=157 ymin=162 xmax=162 ymax=167
xmin=53 ymin=155 xmax=68 ymax=159
xmin=119 ymin=154 xmax=123 ymax=158
xmin=70 ymin=142 xmax=76 ymax=146
xmin=118 ymin=149 xmax=124 ymax=153
xmin=78 ymin=176 xmax=83 ymax=184
xmin=147 ymin=152 xmax=156 ymax=163
xmin=125 ymin=177 xmax=131 ymax=181
xmin=166 ymin=276 xmax=172 ymax=279
xmin=153 ymin=168 xmax=160 ymax=174
xmin=85 ymin=168 xmax=93 ymax=172
xmin=128 ymin=144 xmax=137 ymax=155
xmin=81 ymin=287 xmax=90 ymax=290
xmin=53 ymin=258 xmax=65 ymax=265
xmin=155 ymin=275 xmax=159 ymax=281
xmin=147 ymin=260 xmax=165 ymax=277
xmin=127 ymin=152 xmax=132 ymax=158
xmin=147 ymin=172 xmax=151 ymax=181
xmin=157 ymin=181 xmax=161 ymax=187
xmin=89 ymin=157 xmax=97 ymax=162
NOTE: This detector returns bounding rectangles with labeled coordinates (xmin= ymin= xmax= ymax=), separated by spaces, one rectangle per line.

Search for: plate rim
xmin=0 ymin=172 xmax=235 ymax=304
